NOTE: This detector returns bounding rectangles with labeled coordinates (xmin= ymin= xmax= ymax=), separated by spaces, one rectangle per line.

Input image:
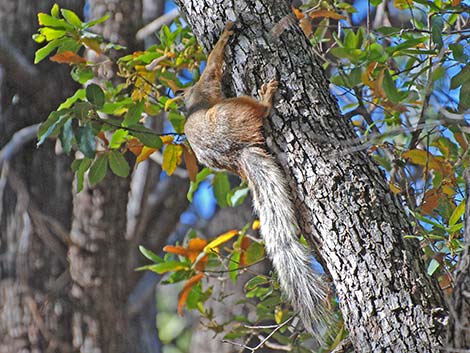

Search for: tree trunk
xmin=175 ymin=0 xmax=448 ymax=352
xmin=67 ymin=1 xmax=140 ymax=352
xmin=0 ymin=1 xmax=80 ymax=352
xmin=446 ymin=169 xmax=470 ymax=350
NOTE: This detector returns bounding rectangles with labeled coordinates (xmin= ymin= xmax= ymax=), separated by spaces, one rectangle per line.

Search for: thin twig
xmin=0 ymin=124 xmax=40 ymax=167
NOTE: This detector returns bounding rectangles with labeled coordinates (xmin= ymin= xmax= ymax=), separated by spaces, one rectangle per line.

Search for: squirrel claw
xmin=259 ymin=79 xmax=278 ymax=102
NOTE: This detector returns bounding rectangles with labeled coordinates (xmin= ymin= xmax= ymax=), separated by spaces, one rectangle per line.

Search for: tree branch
xmin=0 ymin=36 xmax=41 ymax=96
xmin=0 ymin=124 xmax=39 ymax=167
xmin=136 ymin=8 xmax=179 ymax=41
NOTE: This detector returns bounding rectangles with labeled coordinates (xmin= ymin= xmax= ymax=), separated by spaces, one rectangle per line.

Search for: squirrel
xmin=183 ymin=22 xmax=329 ymax=338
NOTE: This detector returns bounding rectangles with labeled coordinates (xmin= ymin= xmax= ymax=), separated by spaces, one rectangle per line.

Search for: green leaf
xmin=139 ymin=245 xmax=163 ymax=263
xmin=83 ymin=14 xmax=110 ymax=29
xmin=376 ymin=27 xmax=401 ymax=35
xmin=89 ymin=155 xmax=108 ymax=186
xmin=449 ymin=200 xmax=466 ymax=226
xmin=51 ymin=3 xmax=60 ymax=18
xmin=228 ymin=185 xmax=250 ymax=207
xmin=108 ymin=150 xmax=130 ymax=177
xmin=459 ymin=82 xmax=470 ymax=111
xmin=228 ymin=251 xmax=240 ymax=282
xmin=246 ymin=241 xmax=265 ymax=264
xmin=34 ymin=38 xmax=65 ymax=63
xmin=213 ymin=172 xmax=230 ymax=208
xmin=138 ymin=261 xmax=189 ymax=274
xmin=59 ymin=118 xmax=74 ymax=154
xmin=383 ymin=70 xmax=402 ymax=104
xmin=187 ymin=168 xmax=212 ymax=202
xmin=452 ymin=64 xmax=470 ymax=89
xmin=59 ymin=88 xmax=86 ymax=110
xmin=37 ymin=111 xmax=69 ymax=146
xmin=450 ymin=44 xmax=468 ymax=63
xmin=71 ymin=66 xmax=94 ymax=84
xmin=127 ymin=124 xmax=162 ymax=148
xmin=76 ymin=125 xmax=96 ymax=158
xmin=431 ymin=17 xmax=444 ymax=50
xmin=168 ymin=111 xmax=185 ymax=133
xmin=427 ymin=258 xmax=440 ymax=276
xmin=37 ymin=13 xmax=72 ymax=29
xmin=74 ymin=158 xmax=92 ymax=193
xmin=40 ymin=28 xmax=66 ymax=41
xmin=86 ymin=84 xmax=105 ymax=108
xmin=110 ymin=129 xmax=129 ymax=149
xmin=387 ymin=37 xmax=427 ymax=55
xmin=123 ymin=101 xmax=145 ymax=126
xmin=244 ymin=275 xmax=269 ymax=291
xmin=61 ymin=9 xmax=82 ymax=28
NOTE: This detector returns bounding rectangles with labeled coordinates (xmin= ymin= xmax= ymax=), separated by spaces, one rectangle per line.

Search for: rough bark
xmin=175 ymin=0 xmax=448 ymax=352
xmin=67 ymin=1 xmax=139 ymax=352
xmin=446 ymin=169 xmax=470 ymax=350
xmin=0 ymin=1 xmax=80 ymax=352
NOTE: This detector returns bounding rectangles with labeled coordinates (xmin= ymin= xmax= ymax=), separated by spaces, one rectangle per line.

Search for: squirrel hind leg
xmin=258 ymin=79 xmax=278 ymax=115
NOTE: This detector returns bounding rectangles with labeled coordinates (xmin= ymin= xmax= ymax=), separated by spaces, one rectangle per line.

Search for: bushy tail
xmin=239 ymin=146 xmax=330 ymax=339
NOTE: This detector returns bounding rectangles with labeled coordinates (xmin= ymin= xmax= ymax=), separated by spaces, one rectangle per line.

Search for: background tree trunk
xmin=0 ymin=1 xmax=81 ymax=352
xmin=175 ymin=0 xmax=448 ymax=351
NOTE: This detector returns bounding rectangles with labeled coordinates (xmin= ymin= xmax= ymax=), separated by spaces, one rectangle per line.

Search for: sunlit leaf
xmin=204 ymin=230 xmax=239 ymax=253
xmin=449 ymin=200 xmax=465 ymax=226
xmin=139 ymin=245 xmax=163 ymax=263
xmin=50 ymin=50 xmax=86 ymax=64
xmin=162 ymin=144 xmax=183 ymax=175
xmin=61 ymin=9 xmax=83 ymax=27
xmin=309 ymin=10 xmax=347 ymax=20
xmin=178 ymin=273 xmax=204 ymax=315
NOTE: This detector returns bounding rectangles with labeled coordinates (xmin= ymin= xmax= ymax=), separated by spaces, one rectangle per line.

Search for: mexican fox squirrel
xmin=184 ymin=22 xmax=329 ymax=338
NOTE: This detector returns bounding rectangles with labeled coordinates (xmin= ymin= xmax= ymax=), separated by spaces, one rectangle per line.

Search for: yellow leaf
xmin=394 ymin=0 xmax=410 ymax=10
xmin=252 ymin=220 xmax=261 ymax=230
xmin=136 ymin=146 xmax=157 ymax=164
xmin=309 ymin=10 xmax=347 ymax=20
xmin=81 ymin=38 xmax=102 ymax=54
xmin=162 ymin=144 xmax=183 ymax=175
xmin=178 ymin=273 xmax=204 ymax=316
xmin=274 ymin=307 xmax=283 ymax=324
xmin=186 ymin=238 xmax=208 ymax=263
xmin=164 ymin=97 xmax=179 ymax=111
xmin=204 ymin=230 xmax=239 ymax=253
xmin=159 ymin=76 xmax=180 ymax=93
xmin=160 ymin=135 xmax=174 ymax=144
xmin=291 ymin=6 xmax=305 ymax=19
xmin=402 ymin=149 xmax=434 ymax=167
xmin=389 ymin=182 xmax=401 ymax=194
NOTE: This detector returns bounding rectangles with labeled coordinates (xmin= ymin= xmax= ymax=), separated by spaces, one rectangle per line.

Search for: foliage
xmin=35 ymin=0 xmax=470 ymax=351
xmin=34 ymin=3 xmax=203 ymax=191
